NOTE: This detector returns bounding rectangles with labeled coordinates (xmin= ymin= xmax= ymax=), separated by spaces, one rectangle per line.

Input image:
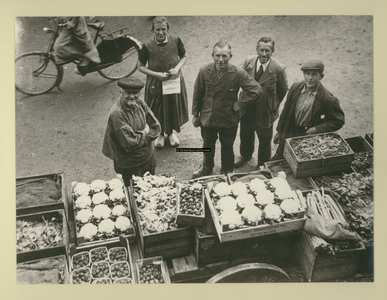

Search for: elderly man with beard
xmin=102 ymin=78 xmax=161 ymax=186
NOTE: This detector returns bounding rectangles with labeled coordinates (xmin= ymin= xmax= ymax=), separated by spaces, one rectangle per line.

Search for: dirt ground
xmin=15 ymin=16 xmax=373 ymax=191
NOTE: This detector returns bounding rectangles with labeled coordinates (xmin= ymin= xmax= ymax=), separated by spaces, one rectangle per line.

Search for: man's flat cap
xmin=301 ymin=60 xmax=325 ymax=72
xmin=118 ymin=78 xmax=144 ymax=91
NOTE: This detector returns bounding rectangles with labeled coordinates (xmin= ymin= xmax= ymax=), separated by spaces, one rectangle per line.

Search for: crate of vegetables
xmin=70 ymin=266 xmax=92 ymax=284
xmin=16 ymin=172 xmax=68 ymax=218
xmin=136 ymin=256 xmax=170 ymax=284
xmin=17 ymin=255 xmax=69 ymax=284
xmin=69 ymin=238 xmax=135 ymax=284
xmin=176 ymin=182 xmax=205 ymax=227
xmin=129 ymin=173 xmax=192 ymax=259
xmin=16 ymin=209 xmax=69 ymax=263
xmin=284 ymin=132 xmax=355 ymax=178
xmin=296 ymin=189 xmax=365 ymax=281
xmin=205 ymin=173 xmax=306 ymax=243
xmin=344 ymin=136 xmax=373 ymax=175
xmin=71 ymin=177 xmax=135 ymax=247
xmin=365 ymin=132 xmax=373 ymax=147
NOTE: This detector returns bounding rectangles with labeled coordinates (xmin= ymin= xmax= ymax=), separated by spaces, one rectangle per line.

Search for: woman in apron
xmin=137 ymin=16 xmax=189 ymax=148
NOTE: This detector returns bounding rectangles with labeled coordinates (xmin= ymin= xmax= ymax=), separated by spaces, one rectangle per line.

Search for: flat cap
xmin=301 ymin=60 xmax=324 ymax=72
xmin=117 ymin=78 xmax=144 ymax=91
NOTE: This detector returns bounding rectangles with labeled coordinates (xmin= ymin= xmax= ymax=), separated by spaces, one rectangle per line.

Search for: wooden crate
xmin=17 ymin=254 xmax=69 ymax=284
xmin=284 ymin=132 xmax=355 ymax=178
xmin=72 ymin=181 xmax=136 ymax=247
xmin=70 ymin=237 xmax=136 ymax=283
xmin=194 ymin=227 xmax=298 ymax=266
xmin=264 ymin=159 xmax=315 ymax=191
xmin=16 ymin=172 xmax=68 ymax=219
xmin=176 ymin=184 xmax=205 ymax=227
xmin=358 ymin=243 xmax=373 ymax=273
xmin=205 ymin=188 xmax=306 ymax=243
xmin=365 ymin=132 xmax=373 ymax=147
xmin=17 ymin=209 xmax=69 ymax=263
xmin=135 ymin=256 xmax=171 ymax=284
xmin=128 ymin=183 xmax=192 ymax=260
xmin=296 ymin=231 xmax=365 ymax=282
xmin=345 ymin=136 xmax=373 ymax=153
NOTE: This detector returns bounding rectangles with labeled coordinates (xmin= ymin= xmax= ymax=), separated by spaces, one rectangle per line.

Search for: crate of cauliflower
xmin=206 ymin=171 xmax=307 ymax=242
xmin=72 ymin=177 xmax=135 ymax=246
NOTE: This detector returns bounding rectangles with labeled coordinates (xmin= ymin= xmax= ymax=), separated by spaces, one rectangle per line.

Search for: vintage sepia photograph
xmin=14 ymin=15 xmax=374 ymax=285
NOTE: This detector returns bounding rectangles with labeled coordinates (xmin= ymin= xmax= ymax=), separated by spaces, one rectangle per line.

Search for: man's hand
xmin=273 ymin=132 xmax=281 ymax=144
xmin=306 ymin=127 xmax=317 ymax=135
xmin=155 ymin=72 xmax=171 ymax=81
xmin=192 ymin=116 xmax=200 ymax=128
xmin=144 ymin=123 xmax=150 ymax=135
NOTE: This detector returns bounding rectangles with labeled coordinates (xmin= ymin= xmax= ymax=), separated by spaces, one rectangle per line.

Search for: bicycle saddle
xmin=87 ymin=22 xmax=105 ymax=30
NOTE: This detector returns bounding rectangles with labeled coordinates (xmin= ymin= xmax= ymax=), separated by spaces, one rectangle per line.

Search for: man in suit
xmin=234 ymin=37 xmax=289 ymax=169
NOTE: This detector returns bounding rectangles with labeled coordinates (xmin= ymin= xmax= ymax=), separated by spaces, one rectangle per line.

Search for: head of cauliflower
xmin=255 ymin=190 xmax=274 ymax=206
xmin=264 ymin=204 xmax=282 ymax=220
xmin=109 ymin=189 xmax=125 ymax=201
xmin=92 ymin=192 xmax=109 ymax=205
xmin=217 ymin=196 xmax=237 ymax=211
xmin=75 ymin=195 xmax=92 ymax=209
xmin=74 ymin=182 xmax=91 ymax=197
xmin=98 ymin=219 xmax=115 ymax=234
xmin=79 ymin=223 xmax=98 ymax=240
xmin=112 ymin=205 xmax=127 ymax=216
xmin=280 ymin=198 xmax=300 ymax=214
xmin=249 ymin=178 xmax=266 ymax=193
xmin=242 ymin=205 xmax=263 ymax=225
xmin=231 ymin=182 xmax=247 ymax=197
xmin=108 ymin=178 xmax=124 ymax=190
xmin=236 ymin=193 xmax=256 ymax=208
xmin=93 ymin=204 xmax=111 ymax=219
xmin=115 ymin=216 xmax=131 ymax=232
xmin=213 ymin=182 xmax=232 ymax=197
xmin=220 ymin=210 xmax=243 ymax=229
xmin=90 ymin=179 xmax=106 ymax=193
xmin=76 ymin=209 xmax=93 ymax=223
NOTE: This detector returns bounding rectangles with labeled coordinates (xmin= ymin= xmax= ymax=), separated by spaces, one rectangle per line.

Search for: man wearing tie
xmin=234 ymin=37 xmax=289 ymax=169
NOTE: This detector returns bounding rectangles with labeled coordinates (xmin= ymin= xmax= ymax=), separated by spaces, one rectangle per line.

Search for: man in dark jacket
xmin=192 ymin=41 xmax=262 ymax=178
xmin=271 ymin=59 xmax=345 ymax=160
xmin=234 ymin=37 xmax=289 ymax=169
xmin=102 ymin=78 xmax=161 ymax=186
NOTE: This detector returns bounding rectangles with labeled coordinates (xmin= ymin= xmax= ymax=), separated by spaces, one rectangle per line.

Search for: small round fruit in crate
xmin=91 ymin=261 xmax=110 ymax=279
xmin=90 ymin=247 xmax=109 ymax=263
xmin=109 ymin=247 xmax=127 ymax=263
xmin=139 ymin=263 xmax=164 ymax=284
xmin=92 ymin=277 xmax=112 ymax=284
xmin=111 ymin=261 xmax=130 ymax=279
xmin=113 ymin=278 xmax=132 ymax=284
xmin=72 ymin=251 xmax=90 ymax=269
xmin=71 ymin=267 xmax=91 ymax=284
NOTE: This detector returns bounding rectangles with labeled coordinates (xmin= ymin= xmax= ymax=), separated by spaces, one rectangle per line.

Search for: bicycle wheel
xmin=96 ymin=36 xmax=140 ymax=80
xmin=15 ymin=52 xmax=61 ymax=96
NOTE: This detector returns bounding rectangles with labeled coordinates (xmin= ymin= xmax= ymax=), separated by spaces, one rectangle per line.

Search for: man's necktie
xmin=255 ymin=64 xmax=264 ymax=82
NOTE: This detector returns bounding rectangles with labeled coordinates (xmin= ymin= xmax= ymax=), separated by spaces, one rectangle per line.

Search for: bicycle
xmin=15 ymin=18 xmax=142 ymax=96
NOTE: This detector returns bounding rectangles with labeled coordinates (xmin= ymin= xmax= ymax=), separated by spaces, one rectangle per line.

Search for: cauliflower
xmin=92 ymin=192 xmax=109 ymax=205
xmin=264 ymin=204 xmax=282 ymax=220
xmin=115 ymin=216 xmax=131 ymax=232
xmin=270 ymin=177 xmax=291 ymax=190
xmin=90 ymin=179 xmax=106 ymax=193
xmin=112 ymin=205 xmax=127 ymax=216
xmin=231 ymin=182 xmax=247 ymax=196
xmin=242 ymin=205 xmax=263 ymax=224
xmin=74 ymin=195 xmax=92 ymax=209
xmin=213 ymin=182 xmax=232 ymax=196
xmin=217 ymin=196 xmax=237 ymax=211
xmin=76 ymin=209 xmax=93 ymax=223
xmin=249 ymin=178 xmax=266 ymax=193
xmin=109 ymin=189 xmax=126 ymax=201
xmin=98 ymin=219 xmax=115 ymax=234
xmin=280 ymin=198 xmax=300 ymax=214
xmin=93 ymin=204 xmax=111 ymax=219
xmin=236 ymin=193 xmax=255 ymax=208
xmin=255 ymin=190 xmax=274 ymax=206
xmin=108 ymin=178 xmax=124 ymax=190
xmin=74 ymin=182 xmax=90 ymax=197
xmin=275 ymin=186 xmax=297 ymax=201
xmin=79 ymin=223 xmax=98 ymax=240
xmin=220 ymin=210 xmax=243 ymax=229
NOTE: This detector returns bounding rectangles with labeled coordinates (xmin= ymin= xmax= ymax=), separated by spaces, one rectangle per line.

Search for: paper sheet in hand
xmin=162 ymin=75 xmax=181 ymax=95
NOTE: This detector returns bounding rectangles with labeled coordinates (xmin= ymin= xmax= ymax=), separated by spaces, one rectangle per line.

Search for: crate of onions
xmin=136 ymin=256 xmax=170 ymax=284
xmin=71 ymin=177 xmax=135 ymax=246
xmin=206 ymin=171 xmax=306 ymax=243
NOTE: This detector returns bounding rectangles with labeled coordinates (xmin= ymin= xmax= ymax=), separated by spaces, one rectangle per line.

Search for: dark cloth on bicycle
xmin=102 ymin=97 xmax=161 ymax=171
xmin=140 ymin=35 xmax=189 ymax=134
xmin=53 ymin=17 xmax=101 ymax=65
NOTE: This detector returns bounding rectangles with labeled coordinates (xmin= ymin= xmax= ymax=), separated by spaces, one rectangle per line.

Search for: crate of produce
xmin=310 ymin=171 xmax=373 ymax=273
xmin=92 ymin=277 xmax=112 ymax=284
xmin=284 ymin=132 xmax=355 ymax=178
xmin=176 ymin=182 xmax=205 ymax=227
xmin=194 ymin=227 xmax=299 ymax=267
xmin=206 ymin=173 xmax=306 ymax=243
xmin=16 ymin=172 xmax=68 ymax=217
xmin=16 ymin=209 xmax=69 ymax=263
xmin=365 ymin=132 xmax=373 ymax=146
xmin=264 ymin=160 xmax=315 ymax=191
xmin=70 ymin=266 xmax=92 ymax=284
xmin=69 ymin=237 xmax=135 ymax=284
xmin=129 ymin=173 xmax=192 ymax=260
xmin=344 ymin=136 xmax=373 ymax=175
xmin=71 ymin=177 xmax=135 ymax=247
xmin=136 ymin=256 xmax=170 ymax=284
xmin=296 ymin=189 xmax=366 ymax=281
xmin=17 ymin=255 xmax=69 ymax=284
